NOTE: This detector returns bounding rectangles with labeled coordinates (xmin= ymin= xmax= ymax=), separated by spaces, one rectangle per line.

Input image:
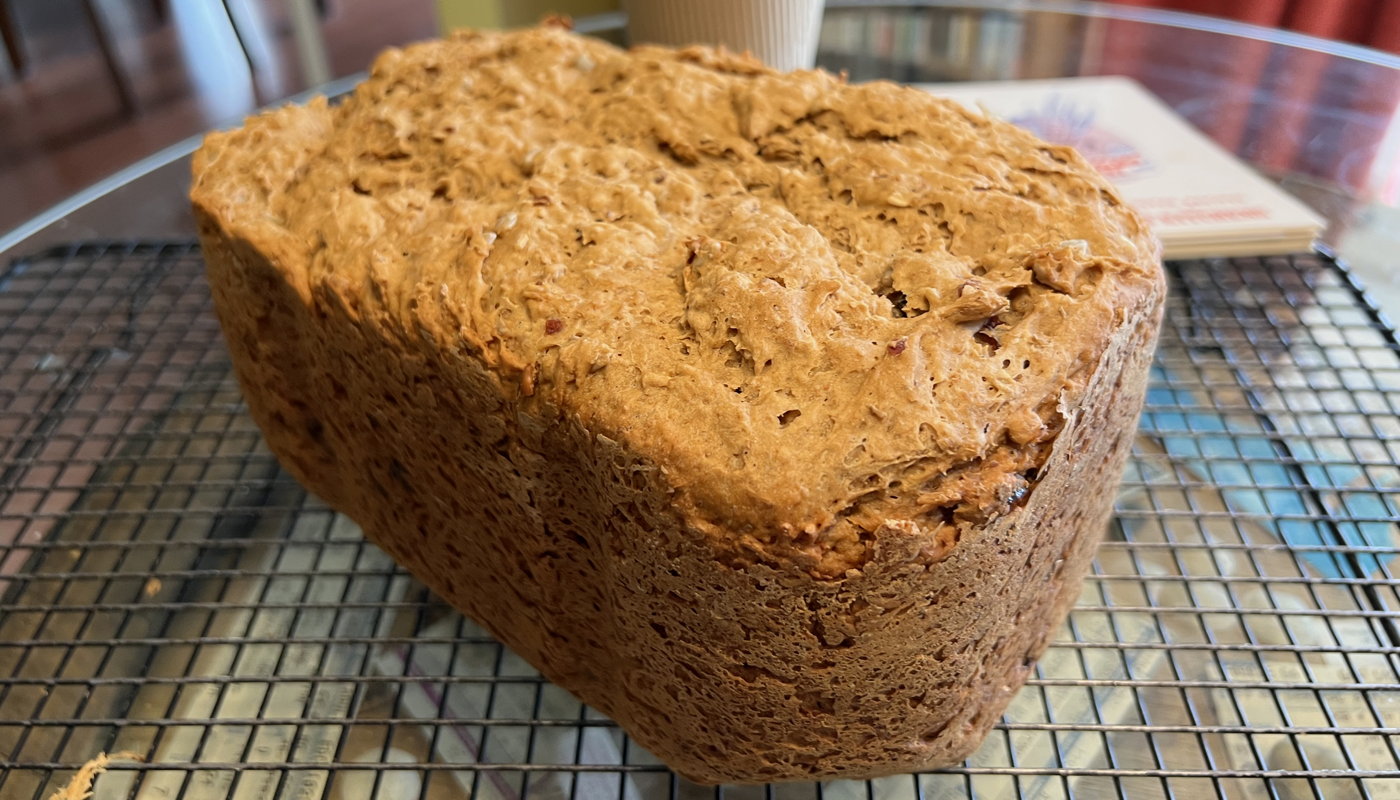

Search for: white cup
xmin=622 ymin=0 xmax=826 ymax=72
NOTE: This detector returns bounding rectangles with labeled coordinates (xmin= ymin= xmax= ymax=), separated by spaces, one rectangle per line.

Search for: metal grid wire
xmin=1 ymin=240 xmax=1399 ymax=800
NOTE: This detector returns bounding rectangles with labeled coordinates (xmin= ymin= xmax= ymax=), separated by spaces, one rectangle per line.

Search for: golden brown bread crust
xmin=191 ymin=25 xmax=1165 ymax=783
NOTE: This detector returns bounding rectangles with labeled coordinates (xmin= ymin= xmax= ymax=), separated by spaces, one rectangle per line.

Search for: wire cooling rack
xmin=1 ymin=240 xmax=1399 ymax=799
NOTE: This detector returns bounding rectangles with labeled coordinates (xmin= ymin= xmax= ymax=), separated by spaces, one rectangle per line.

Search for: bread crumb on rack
xmin=47 ymin=751 xmax=143 ymax=800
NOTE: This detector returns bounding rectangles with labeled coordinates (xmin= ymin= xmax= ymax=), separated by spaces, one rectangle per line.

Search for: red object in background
xmin=1107 ymin=0 xmax=1400 ymax=54
xmin=1091 ymin=0 xmax=1400 ymax=202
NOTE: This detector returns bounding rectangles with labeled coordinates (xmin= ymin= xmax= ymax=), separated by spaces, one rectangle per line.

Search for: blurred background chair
xmin=0 ymin=0 xmax=438 ymax=234
xmin=0 ymin=0 xmax=147 ymax=113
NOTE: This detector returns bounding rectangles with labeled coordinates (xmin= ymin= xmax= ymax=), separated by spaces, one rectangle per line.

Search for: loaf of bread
xmin=191 ymin=23 xmax=1165 ymax=783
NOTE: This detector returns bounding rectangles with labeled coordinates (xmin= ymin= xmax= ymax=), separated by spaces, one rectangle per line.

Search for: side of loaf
xmin=191 ymin=24 xmax=1166 ymax=783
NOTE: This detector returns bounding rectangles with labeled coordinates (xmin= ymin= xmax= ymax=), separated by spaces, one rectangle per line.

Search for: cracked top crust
xmin=191 ymin=24 xmax=1163 ymax=578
